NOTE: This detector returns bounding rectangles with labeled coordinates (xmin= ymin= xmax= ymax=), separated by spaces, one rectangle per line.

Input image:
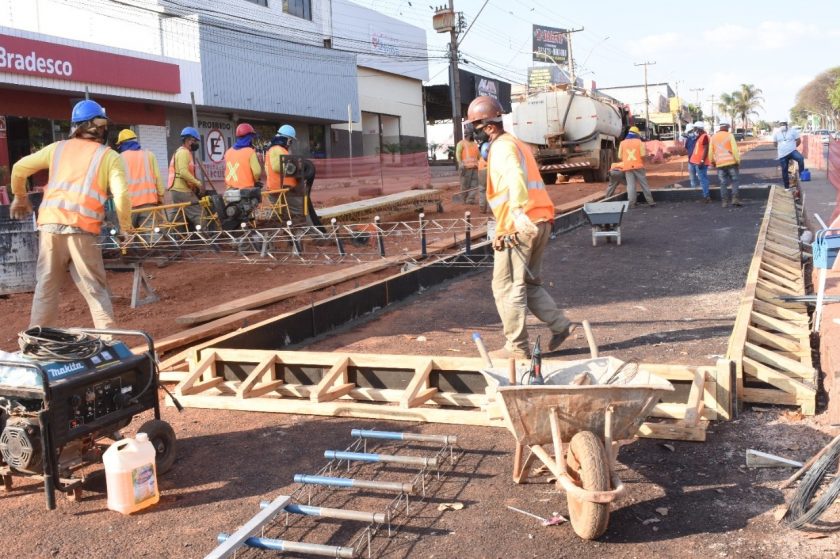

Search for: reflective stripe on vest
xmin=168 ymin=147 xmax=195 ymax=189
xmin=459 ymin=140 xmax=479 ymax=168
xmin=619 ymin=138 xmax=644 ymax=170
xmin=38 ymin=139 xmax=109 ymax=234
xmin=689 ymin=133 xmax=709 ymax=165
xmin=225 ymin=147 xmax=257 ymax=188
xmin=121 ymin=150 xmax=158 ymax=207
xmin=486 ymin=134 xmax=554 ymax=235
xmin=711 ymin=131 xmax=736 ymax=167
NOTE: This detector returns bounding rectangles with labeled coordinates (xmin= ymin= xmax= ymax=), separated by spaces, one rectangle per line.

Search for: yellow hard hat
xmin=116 ymin=129 xmax=137 ymax=145
xmin=628 ymin=126 xmax=641 ymax=134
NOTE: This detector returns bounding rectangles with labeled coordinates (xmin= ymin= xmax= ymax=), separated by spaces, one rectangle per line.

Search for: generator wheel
xmin=565 ymin=430 xmax=610 ymax=540
xmin=138 ymin=420 xmax=177 ymax=474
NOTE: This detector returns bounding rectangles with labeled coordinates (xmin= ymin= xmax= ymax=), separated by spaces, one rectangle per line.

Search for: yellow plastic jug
xmin=103 ymin=432 xmax=159 ymax=514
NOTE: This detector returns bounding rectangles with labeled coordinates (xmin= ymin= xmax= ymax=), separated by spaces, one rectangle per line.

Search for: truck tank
xmin=510 ymin=90 xmax=623 ymax=145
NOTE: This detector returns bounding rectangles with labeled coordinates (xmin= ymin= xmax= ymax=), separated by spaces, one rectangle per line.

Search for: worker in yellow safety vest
xmin=617 ymin=126 xmax=656 ymax=208
xmin=456 ymin=126 xmax=480 ymax=205
xmin=709 ymin=122 xmax=742 ymax=207
xmin=167 ymin=127 xmax=204 ymax=230
xmin=116 ymin=129 xmax=164 ymax=228
xmin=265 ymin=124 xmax=305 ymax=220
xmin=9 ymin=99 xmax=129 ymax=329
xmin=224 ymin=123 xmax=262 ymax=190
xmin=465 ymin=95 xmax=574 ymax=360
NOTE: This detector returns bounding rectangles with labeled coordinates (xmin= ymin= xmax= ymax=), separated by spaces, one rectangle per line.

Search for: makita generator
xmin=0 ymin=328 xmax=178 ymax=510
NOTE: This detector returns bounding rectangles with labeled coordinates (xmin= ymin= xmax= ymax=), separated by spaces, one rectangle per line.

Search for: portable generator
xmin=0 ymin=328 xmax=177 ymax=510
xmin=216 ymin=186 xmax=264 ymax=230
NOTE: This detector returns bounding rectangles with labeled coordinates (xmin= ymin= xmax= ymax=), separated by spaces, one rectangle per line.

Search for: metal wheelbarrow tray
xmin=480 ymin=357 xmax=673 ymax=539
xmin=583 ymin=201 xmax=630 ymax=246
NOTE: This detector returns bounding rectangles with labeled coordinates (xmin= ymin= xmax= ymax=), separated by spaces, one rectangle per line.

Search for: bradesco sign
xmin=0 ymin=33 xmax=180 ymax=94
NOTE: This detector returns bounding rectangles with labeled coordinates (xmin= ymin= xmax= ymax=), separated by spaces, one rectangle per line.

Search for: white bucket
xmin=103 ymin=433 xmax=159 ymax=514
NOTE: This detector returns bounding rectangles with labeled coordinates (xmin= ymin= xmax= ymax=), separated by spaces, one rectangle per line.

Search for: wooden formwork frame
xmin=726 ymin=187 xmax=817 ymax=414
xmin=171 ymin=349 xmax=733 ymax=442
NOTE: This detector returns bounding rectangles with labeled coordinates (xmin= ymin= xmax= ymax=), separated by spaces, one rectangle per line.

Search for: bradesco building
xmin=0 ymin=29 xmax=200 ymax=189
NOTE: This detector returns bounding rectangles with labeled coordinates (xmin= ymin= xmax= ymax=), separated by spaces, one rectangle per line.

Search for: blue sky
xmin=355 ymin=0 xmax=840 ymax=121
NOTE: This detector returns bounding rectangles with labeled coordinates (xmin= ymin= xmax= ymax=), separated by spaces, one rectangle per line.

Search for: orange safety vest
xmin=689 ymin=133 xmax=709 ymax=165
xmin=487 ymin=134 xmax=554 ymax=235
xmin=224 ymin=146 xmax=257 ymax=189
xmin=458 ymin=139 xmax=480 ymax=169
xmin=167 ymin=146 xmax=195 ymax=189
xmin=121 ymin=150 xmax=158 ymax=207
xmin=618 ymin=137 xmax=645 ymax=170
xmin=710 ymin=131 xmax=737 ymax=167
xmin=478 ymin=156 xmax=487 ymax=171
xmin=38 ymin=139 xmax=110 ymax=235
xmin=265 ymin=145 xmax=298 ymax=190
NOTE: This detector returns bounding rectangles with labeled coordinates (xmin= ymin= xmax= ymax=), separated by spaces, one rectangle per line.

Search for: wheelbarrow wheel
xmin=565 ymin=430 xmax=610 ymax=539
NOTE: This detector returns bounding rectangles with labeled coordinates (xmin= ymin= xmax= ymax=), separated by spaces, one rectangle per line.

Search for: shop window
xmin=309 ymin=124 xmax=325 ymax=158
xmin=283 ymin=0 xmax=311 ymax=20
xmin=244 ymin=0 xmax=268 ymax=6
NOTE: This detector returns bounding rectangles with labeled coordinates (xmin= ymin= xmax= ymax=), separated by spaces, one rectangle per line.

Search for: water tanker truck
xmin=508 ymin=89 xmax=631 ymax=184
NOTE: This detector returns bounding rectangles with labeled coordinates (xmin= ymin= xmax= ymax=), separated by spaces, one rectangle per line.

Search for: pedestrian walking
xmin=465 ymin=95 xmax=574 ymax=359
xmin=9 ymin=99 xmax=130 ymax=329
xmin=709 ymin=122 xmax=741 ymax=207
xmin=456 ymin=127 xmax=480 ymax=204
xmin=116 ymin=129 xmax=164 ymax=228
xmin=688 ymin=121 xmax=711 ymax=202
xmin=618 ymin=126 xmax=656 ymax=208
xmin=167 ymin=127 xmax=204 ymax=230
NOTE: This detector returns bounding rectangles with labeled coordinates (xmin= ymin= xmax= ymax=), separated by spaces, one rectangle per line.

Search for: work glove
xmin=492 ymin=234 xmax=506 ymax=251
xmin=10 ymin=196 xmax=33 ymax=220
xmin=512 ymin=208 xmax=538 ymax=240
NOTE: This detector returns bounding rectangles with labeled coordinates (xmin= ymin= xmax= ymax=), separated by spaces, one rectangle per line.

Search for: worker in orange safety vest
xmin=116 ymin=129 xmax=164 ymax=228
xmin=709 ymin=122 xmax=742 ymax=207
xmin=617 ymin=126 xmax=656 ymax=208
xmin=265 ymin=124 xmax=305 ymax=221
xmin=224 ymin=123 xmax=262 ymax=190
xmin=465 ymin=95 xmax=574 ymax=360
xmin=456 ymin=126 xmax=480 ymax=204
xmin=9 ymin=99 xmax=130 ymax=329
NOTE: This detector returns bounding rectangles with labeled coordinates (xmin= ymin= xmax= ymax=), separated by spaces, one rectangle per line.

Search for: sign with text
xmin=0 ymin=33 xmax=180 ymax=93
xmin=532 ymin=25 xmax=568 ymax=63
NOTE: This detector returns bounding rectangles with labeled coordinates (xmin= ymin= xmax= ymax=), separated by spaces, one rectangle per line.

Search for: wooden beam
xmin=744 ymin=342 xmax=816 ymax=379
xmin=310 ymin=357 xmax=352 ymax=403
xmin=742 ymin=387 xmax=797 ymax=406
xmin=742 ymin=357 xmax=815 ymax=397
xmin=747 ymin=326 xmax=803 ymax=355
xmin=175 ymin=350 xmax=217 ymax=396
xmin=401 ymin=360 xmax=438 ymax=408
xmin=752 ymin=299 xmax=808 ymax=324
xmin=237 ymin=354 xmax=283 ymax=399
xmin=131 ymin=310 xmax=262 ymax=355
xmin=682 ymin=370 xmax=706 ymax=425
xmin=637 ymin=420 xmax=707 ymax=442
xmin=750 ymin=310 xmax=809 ymax=337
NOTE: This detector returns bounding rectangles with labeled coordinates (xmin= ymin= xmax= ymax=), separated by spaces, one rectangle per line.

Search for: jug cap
xmin=136 ymin=432 xmax=149 ymax=443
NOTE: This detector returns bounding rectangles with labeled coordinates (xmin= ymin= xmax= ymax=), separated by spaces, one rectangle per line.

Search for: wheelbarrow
xmin=583 ymin=201 xmax=630 ymax=246
xmin=479 ymin=356 xmax=673 ymax=539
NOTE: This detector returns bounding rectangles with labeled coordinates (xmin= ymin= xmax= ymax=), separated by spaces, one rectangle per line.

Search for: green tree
xmin=829 ymin=76 xmax=840 ymax=112
xmin=793 ymin=67 xmax=840 ymax=127
xmin=733 ymin=84 xmax=764 ymax=131
xmin=686 ymin=103 xmax=704 ymax=122
xmin=717 ymin=92 xmax=737 ymax=126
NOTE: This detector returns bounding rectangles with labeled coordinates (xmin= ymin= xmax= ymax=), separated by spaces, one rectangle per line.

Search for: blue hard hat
xmin=180 ymin=126 xmax=200 ymax=140
xmin=71 ymin=100 xmax=108 ymax=123
xmin=277 ymin=124 xmax=296 ymax=140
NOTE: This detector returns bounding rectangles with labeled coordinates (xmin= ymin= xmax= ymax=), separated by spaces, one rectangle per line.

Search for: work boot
xmin=732 ymin=196 xmax=743 ymax=207
xmin=489 ymin=347 xmax=530 ymax=361
xmin=703 ymin=197 xmax=711 ymax=204
xmin=548 ymin=324 xmax=576 ymax=352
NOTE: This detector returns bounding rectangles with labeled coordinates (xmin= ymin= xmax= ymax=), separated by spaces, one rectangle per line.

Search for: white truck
xmin=508 ymin=89 xmax=630 ymax=184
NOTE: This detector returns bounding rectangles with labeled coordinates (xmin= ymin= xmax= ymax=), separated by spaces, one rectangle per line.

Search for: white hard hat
xmin=719 ymin=121 xmax=730 ymax=128
xmin=693 ymin=121 xmax=705 ymax=129
xmin=684 ymin=122 xmax=695 ymax=130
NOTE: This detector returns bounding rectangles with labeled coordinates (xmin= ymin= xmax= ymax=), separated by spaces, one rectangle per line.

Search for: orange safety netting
xmin=828 ymin=142 xmax=840 ymax=226
xmin=803 ymin=135 xmax=826 ymax=170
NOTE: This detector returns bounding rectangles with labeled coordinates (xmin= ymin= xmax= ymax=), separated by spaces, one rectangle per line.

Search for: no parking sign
xmin=205 ymin=129 xmax=226 ymax=163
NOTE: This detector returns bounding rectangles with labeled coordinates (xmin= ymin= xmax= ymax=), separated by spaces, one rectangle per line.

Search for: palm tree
xmin=717 ymin=93 xmax=737 ymax=127
xmin=733 ymin=84 xmax=764 ymax=131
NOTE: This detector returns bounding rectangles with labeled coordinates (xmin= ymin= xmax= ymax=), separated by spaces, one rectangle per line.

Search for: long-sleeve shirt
xmin=170 ymin=147 xmax=202 ymax=193
xmin=146 ymin=151 xmax=165 ymax=200
xmin=11 ymin=140 xmax=130 ymax=232
xmin=488 ymin=133 xmax=529 ymax=210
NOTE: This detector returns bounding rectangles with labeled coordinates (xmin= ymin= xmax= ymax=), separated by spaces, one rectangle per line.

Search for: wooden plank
xmin=742 ymin=387 xmax=798 ymax=405
xmin=683 ymin=370 xmax=706 ymax=425
xmin=714 ymin=359 xmax=734 ymax=421
xmin=310 ymin=357 xmax=352 ymax=403
xmin=761 ymin=252 xmax=801 ymax=275
xmin=756 ymin=278 xmax=798 ymax=297
xmin=744 ymin=342 xmax=816 ymax=378
xmin=237 ymin=354 xmax=281 ymax=399
xmin=637 ymin=420 xmax=707 ymax=442
xmin=760 ymin=260 xmax=801 ymax=282
xmin=205 ymin=495 xmax=292 ymax=559
xmin=400 ymin=360 xmax=438 ymax=408
xmin=742 ymin=357 xmax=815 ymax=396
xmin=747 ymin=326 xmax=803 ymax=355
xmin=752 ymin=299 xmax=808 ymax=324
xmin=318 ymin=190 xmax=443 ymax=222
xmin=131 ymin=310 xmax=262 ymax=355
xmin=750 ymin=310 xmax=810 ymax=337
xmin=175 ymin=350 xmax=217 ymax=396
xmin=758 ymin=268 xmax=802 ymax=292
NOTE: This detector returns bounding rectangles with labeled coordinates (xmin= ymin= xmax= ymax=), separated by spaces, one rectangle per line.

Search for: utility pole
xmin=707 ymin=94 xmax=717 ymax=127
xmin=565 ymin=27 xmax=584 ymax=87
xmin=689 ymin=87 xmax=704 ymax=121
xmin=634 ymin=61 xmax=656 ymax=137
xmin=433 ymin=4 xmax=465 ymax=146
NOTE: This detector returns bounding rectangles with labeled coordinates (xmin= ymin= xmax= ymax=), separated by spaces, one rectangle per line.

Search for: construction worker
xmin=269 ymin=125 xmax=306 ymax=221
xmin=688 ymin=121 xmax=711 ymax=203
xmin=773 ymin=121 xmax=806 ymax=190
xmin=477 ymin=141 xmax=489 ymax=213
xmin=167 ymin=127 xmax=203 ymax=230
xmin=465 ymin=95 xmax=573 ymax=359
xmin=224 ymin=123 xmax=262 ymax=190
xmin=456 ymin=126 xmax=480 ymax=204
xmin=9 ymin=99 xmax=129 ymax=329
xmin=604 ymin=161 xmax=626 ymax=197
xmin=618 ymin=126 xmax=656 ymax=208
xmin=709 ymin=122 xmax=741 ymax=207
xmin=116 ymin=129 xmax=164 ymax=227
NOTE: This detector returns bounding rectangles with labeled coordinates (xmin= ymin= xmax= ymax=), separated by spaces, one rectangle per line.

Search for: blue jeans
xmin=779 ymin=150 xmax=805 ymax=188
xmin=717 ymin=165 xmax=740 ymax=200
xmin=689 ymin=163 xmax=710 ymax=198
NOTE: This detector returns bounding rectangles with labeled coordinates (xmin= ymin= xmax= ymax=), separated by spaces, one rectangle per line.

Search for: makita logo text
xmin=49 ymin=361 xmax=85 ymax=378
xmin=0 ymin=46 xmax=73 ymax=77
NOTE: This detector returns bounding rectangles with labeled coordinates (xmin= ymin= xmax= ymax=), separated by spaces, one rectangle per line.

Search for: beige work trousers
xmin=30 ymin=231 xmax=116 ymax=329
xmin=625 ymin=168 xmax=655 ymax=205
xmin=491 ymin=221 xmax=571 ymax=354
